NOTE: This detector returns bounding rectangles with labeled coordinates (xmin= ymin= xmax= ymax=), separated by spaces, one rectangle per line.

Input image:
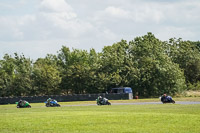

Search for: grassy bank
xmin=0 ymin=99 xmax=200 ymax=133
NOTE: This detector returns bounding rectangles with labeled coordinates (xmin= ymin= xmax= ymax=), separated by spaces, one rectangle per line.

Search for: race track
xmin=61 ymin=101 xmax=200 ymax=107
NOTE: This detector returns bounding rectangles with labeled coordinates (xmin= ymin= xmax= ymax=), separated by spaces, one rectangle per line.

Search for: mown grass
xmin=0 ymin=99 xmax=200 ymax=133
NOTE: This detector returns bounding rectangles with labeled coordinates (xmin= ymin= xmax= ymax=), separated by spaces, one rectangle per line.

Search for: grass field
xmin=0 ymin=98 xmax=200 ymax=133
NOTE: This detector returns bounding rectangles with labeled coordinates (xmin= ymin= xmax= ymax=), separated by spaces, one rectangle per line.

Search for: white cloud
xmin=156 ymin=26 xmax=196 ymax=41
xmin=105 ymin=6 xmax=131 ymax=19
xmin=0 ymin=15 xmax=36 ymax=41
xmin=0 ymin=39 xmax=67 ymax=60
xmin=132 ymin=3 xmax=165 ymax=23
xmin=0 ymin=3 xmax=14 ymax=9
xmin=0 ymin=0 xmax=200 ymax=60
xmin=40 ymin=0 xmax=73 ymax=13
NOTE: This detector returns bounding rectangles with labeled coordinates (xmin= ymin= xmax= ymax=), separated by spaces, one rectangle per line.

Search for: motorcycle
xmin=16 ymin=100 xmax=31 ymax=108
xmin=160 ymin=96 xmax=175 ymax=104
xmin=96 ymin=98 xmax=111 ymax=105
xmin=45 ymin=100 xmax=61 ymax=107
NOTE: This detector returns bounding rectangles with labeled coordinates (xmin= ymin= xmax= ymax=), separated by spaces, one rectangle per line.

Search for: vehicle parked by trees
xmin=111 ymin=87 xmax=133 ymax=94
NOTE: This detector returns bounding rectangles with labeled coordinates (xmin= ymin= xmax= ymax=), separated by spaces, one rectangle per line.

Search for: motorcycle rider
xmin=162 ymin=94 xmax=173 ymax=102
xmin=47 ymin=98 xmax=52 ymax=105
xmin=97 ymin=96 xmax=103 ymax=105
xmin=17 ymin=100 xmax=28 ymax=107
xmin=161 ymin=94 xmax=167 ymax=102
xmin=18 ymin=99 xmax=23 ymax=107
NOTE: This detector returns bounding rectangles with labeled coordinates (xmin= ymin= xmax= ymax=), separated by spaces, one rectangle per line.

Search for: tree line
xmin=1 ymin=33 xmax=200 ymax=97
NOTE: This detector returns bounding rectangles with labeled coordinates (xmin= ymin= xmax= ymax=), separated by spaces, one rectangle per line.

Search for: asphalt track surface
xmin=61 ymin=101 xmax=200 ymax=107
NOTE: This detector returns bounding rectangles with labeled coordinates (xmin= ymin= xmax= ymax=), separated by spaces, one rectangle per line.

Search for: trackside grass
xmin=0 ymin=100 xmax=200 ymax=133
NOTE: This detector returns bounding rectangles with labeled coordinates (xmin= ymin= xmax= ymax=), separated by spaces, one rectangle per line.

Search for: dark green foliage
xmin=128 ymin=33 xmax=186 ymax=97
xmin=32 ymin=55 xmax=61 ymax=95
xmin=12 ymin=53 xmax=33 ymax=96
xmin=0 ymin=54 xmax=15 ymax=97
xmin=168 ymin=39 xmax=200 ymax=86
xmin=0 ymin=33 xmax=199 ymax=97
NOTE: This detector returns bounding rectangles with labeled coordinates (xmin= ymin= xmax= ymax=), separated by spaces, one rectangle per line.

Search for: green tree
xmin=32 ymin=56 xmax=61 ymax=95
xmin=58 ymin=47 xmax=91 ymax=94
xmin=12 ymin=53 xmax=33 ymax=96
xmin=0 ymin=54 xmax=15 ymax=96
xmin=99 ymin=40 xmax=132 ymax=91
xmin=0 ymin=53 xmax=33 ymax=96
xmin=128 ymin=33 xmax=186 ymax=97
xmin=0 ymin=33 xmax=194 ymax=97
xmin=168 ymin=39 xmax=200 ymax=85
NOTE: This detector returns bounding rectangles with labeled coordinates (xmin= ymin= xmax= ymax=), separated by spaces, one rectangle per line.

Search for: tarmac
xmin=60 ymin=101 xmax=200 ymax=107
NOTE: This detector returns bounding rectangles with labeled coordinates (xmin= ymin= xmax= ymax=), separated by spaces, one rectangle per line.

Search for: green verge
xmin=0 ymin=99 xmax=200 ymax=133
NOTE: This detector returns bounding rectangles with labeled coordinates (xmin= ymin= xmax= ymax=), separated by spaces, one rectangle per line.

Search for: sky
xmin=0 ymin=0 xmax=200 ymax=60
